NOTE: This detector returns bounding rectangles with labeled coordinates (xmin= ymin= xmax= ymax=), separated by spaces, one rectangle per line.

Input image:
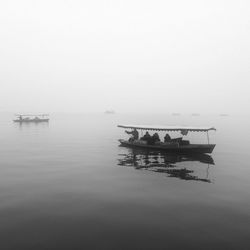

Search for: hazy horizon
xmin=1 ymin=0 xmax=249 ymax=114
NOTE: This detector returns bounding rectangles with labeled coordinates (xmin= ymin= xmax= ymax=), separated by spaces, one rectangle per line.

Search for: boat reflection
xmin=118 ymin=149 xmax=214 ymax=183
xmin=15 ymin=121 xmax=49 ymax=130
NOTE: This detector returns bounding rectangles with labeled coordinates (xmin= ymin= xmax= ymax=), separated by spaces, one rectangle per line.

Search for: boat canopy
xmin=15 ymin=114 xmax=49 ymax=116
xmin=118 ymin=124 xmax=216 ymax=133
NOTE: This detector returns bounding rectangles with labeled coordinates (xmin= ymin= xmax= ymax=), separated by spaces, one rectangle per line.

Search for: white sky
xmin=0 ymin=0 xmax=249 ymax=114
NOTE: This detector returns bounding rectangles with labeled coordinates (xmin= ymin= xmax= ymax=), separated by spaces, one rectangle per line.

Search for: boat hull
xmin=119 ymin=139 xmax=216 ymax=154
xmin=13 ymin=119 xmax=49 ymax=123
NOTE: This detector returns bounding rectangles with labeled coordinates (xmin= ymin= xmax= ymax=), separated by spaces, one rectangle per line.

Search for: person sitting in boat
xmin=164 ymin=133 xmax=171 ymax=143
xmin=152 ymin=133 xmax=160 ymax=144
xmin=125 ymin=129 xmax=139 ymax=141
xmin=141 ymin=131 xmax=152 ymax=144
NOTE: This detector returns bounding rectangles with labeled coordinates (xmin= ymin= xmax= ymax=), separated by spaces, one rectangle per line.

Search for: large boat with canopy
xmin=13 ymin=114 xmax=49 ymax=123
xmin=118 ymin=124 xmax=216 ymax=154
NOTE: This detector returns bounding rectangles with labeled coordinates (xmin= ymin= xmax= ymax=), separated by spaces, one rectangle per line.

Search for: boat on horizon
xmin=13 ymin=114 xmax=49 ymax=123
xmin=105 ymin=110 xmax=115 ymax=114
xmin=172 ymin=113 xmax=181 ymax=116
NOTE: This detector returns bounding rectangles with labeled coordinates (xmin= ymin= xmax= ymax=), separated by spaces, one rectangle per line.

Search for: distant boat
xmin=172 ymin=113 xmax=181 ymax=116
xmin=13 ymin=114 xmax=49 ymax=123
xmin=191 ymin=113 xmax=200 ymax=116
xmin=220 ymin=114 xmax=229 ymax=117
xmin=105 ymin=110 xmax=115 ymax=114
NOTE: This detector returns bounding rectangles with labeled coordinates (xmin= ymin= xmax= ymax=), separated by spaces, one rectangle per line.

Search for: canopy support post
xmin=207 ymin=131 xmax=210 ymax=144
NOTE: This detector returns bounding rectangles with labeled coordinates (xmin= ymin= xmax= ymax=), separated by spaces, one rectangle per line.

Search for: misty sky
xmin=0 ymin=0 xmax=249 ymax=114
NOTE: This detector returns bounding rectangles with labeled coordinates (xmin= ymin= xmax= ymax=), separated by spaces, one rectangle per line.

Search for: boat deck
xmin=13 ymin=119 xmax=49 ymax=123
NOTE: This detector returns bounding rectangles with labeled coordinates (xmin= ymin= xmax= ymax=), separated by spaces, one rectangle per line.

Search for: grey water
xmin=0 ymin=113 xmax=250 ymax=250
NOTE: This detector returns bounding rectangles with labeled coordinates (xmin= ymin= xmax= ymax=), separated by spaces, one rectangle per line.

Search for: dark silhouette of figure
xmin=125 ymin=129 xmax=139 ymax=141
xmin=141 ymin=131 xmax=151 ymax=144
xmin=152 ymin=133 xmax=160 ymax=144
xmin=164 ymin=133 xmax=171 ymax=143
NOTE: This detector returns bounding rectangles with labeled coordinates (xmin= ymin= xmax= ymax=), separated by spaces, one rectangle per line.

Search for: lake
xmin=0 ymin=113 xmax=250 ymax=250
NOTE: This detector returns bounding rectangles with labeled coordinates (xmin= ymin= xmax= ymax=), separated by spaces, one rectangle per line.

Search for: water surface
xmin=0 ymin=113 xmax=250 ymax=250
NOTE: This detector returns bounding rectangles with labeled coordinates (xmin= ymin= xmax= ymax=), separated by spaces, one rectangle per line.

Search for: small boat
xmin=105 ymin=110 xmax=115 ymax=114
xmin=172 ymin=113 xmax=181 ymax=116
xmin=13 ymin=114 xmax=49 ymax=123
xmin=118 ymin=125 xmax=216 ymax=154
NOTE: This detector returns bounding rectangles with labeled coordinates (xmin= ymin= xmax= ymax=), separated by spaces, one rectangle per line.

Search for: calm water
xmin=0 ymin=113 xmax=250 ymax=250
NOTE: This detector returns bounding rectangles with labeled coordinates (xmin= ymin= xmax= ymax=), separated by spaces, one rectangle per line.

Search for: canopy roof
xmin=118 ymin=124 xmax=216 ymax=132
xmin=15 ymin=114 xmax=49 ymax=116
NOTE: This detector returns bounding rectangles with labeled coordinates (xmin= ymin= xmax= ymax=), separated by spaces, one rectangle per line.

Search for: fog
xmin=0 ymin=0 xmax=249 ymax=114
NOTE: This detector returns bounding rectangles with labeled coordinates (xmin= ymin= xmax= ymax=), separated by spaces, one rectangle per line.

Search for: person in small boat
xmin=152 ymin=133 xmax=160 ymax=143
xmin=164 ymin=133 xmax=171 ymax=143
xmin=141 ymin=131 xmax=154 ymax=144
xmin=125 ymin=129 xmax=139 ymax=141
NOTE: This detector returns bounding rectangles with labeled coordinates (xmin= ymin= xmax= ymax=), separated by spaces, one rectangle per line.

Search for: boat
xmin=105 ymin=110 xmax=115 ymax=114
xmin=13 ymin=114 xmax=49 ymax=123
xmin=118 ymin=125 xmax=216 ymax=154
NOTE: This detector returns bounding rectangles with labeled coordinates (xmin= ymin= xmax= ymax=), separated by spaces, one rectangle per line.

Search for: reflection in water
xmin=118 ymin=149 xmax=214 ymax=183
xmin=14 ymin=121 xmax=49 ymax=130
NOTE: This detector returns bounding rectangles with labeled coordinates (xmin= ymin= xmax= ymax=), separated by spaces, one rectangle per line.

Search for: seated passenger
xmin=125 ymin=129 xmax=139 ymax=142
xmin=141 ymin=131 xmax=151 ymax=143
xmin=152 ymin=133 xmax=160 ymax=143
xmin=164 ymin=133 xmax=171 ymax=143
